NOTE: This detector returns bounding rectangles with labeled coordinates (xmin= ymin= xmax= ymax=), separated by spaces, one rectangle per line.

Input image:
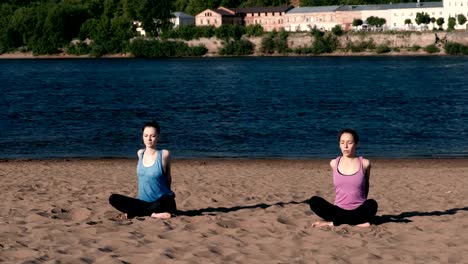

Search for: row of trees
xmin=299 ymin=0 xmax=415 ymax=7
xmin=352 ymin=16 xmax=387 ymax=29
xmin=351 ymin=12 xmax=468 ymax=31
xmin=407 ymin=12 xmax=467 ymax=31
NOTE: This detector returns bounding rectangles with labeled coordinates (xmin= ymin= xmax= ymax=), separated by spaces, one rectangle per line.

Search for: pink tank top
xmin=333 ymin=156 xmax=367 ymax=210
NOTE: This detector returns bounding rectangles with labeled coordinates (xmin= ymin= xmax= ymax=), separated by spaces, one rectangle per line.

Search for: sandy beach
xmin=1 ymin=158 xmax=467 ymax=263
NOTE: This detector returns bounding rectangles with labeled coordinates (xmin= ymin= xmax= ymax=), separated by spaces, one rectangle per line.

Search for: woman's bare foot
xmin=356 ymin=222 xmax=371 ymax=227
xmin=151 ymin=212 xmax=172 ymax=219
xmin=311 ymin=221 xmax=333 ymax=227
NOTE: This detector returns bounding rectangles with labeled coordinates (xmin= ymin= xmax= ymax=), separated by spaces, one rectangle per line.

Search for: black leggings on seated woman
xmin=308 ymin=196 xmax=378 ymax=226
xmin=109 ymin=194 xmax=177 ymax=218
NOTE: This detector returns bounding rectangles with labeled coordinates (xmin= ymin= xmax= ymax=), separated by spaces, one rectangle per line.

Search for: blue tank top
xmin=137 ymin=150 xmax=174 ymax=202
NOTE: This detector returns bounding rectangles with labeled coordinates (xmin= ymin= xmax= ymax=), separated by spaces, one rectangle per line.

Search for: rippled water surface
xmin=1 ymin=57 xmax=467 ymax=158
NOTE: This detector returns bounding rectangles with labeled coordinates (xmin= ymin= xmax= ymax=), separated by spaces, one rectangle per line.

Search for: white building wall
xmin=284 ymin=12 xmax=338 ymax=32
xmin=387 ymin=7 xmax=444 ymax=30
xmin=444 ymin=0 xmax=468 ymax=29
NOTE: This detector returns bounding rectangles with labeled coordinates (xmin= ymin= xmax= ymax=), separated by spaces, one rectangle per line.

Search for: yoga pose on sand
xmin=309 ymin=128 xmax=378 ymax=227
xmin=109 ymin=121 xmax=176 ymax=219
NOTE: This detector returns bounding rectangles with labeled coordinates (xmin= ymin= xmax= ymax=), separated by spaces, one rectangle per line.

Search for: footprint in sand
xmin=216 ymin=219 xmax=240 ymax=229
xmin=50 ymin=207 xmax=92 ymax=222
xmin=276 ymin=216 xmax=296 ymax=226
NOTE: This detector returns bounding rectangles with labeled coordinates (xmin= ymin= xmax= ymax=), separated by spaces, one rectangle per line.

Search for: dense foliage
xmin=0 ymin=0 xmax=460 ymax=57
xmin=128 ymin=38 xmax=207 ymax=57
xmin=260 ymin=29 xmax=290 ymax=54
xmin=444 ymin=42 xmax=468 ymax=55
xmin=219 ymin=39 xmax=255 ymax=55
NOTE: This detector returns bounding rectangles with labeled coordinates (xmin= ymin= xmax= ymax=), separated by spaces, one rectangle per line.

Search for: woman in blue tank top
xmin=109 ymin=121 xmax=176 ymax=219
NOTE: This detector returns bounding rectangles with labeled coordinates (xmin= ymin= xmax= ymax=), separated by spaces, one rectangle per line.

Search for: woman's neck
xmin=341 ymin=155 xmax=357 ymax=161
xmin=145 ymin=147 xmax=157 ymax=154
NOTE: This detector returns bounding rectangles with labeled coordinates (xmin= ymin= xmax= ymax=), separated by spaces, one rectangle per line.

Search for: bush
xmin=345 ymin=39 xmax=375 ymax=52
xmin=215 ymin=24 xmax=245 ymax=41
xmin=260 ymin=29 xmax=290 ymax=54
xmin=245 ymin=24 xmax=264 ymax=37
xmin=293 ymin=46 xmax=314 ymax=54
xmin=161 ymin=25 xmax=215 ymax=41
xmin=331 ymin=25 xmax=343 ymax=36
xmin=444 ymin=42 xmax=468 ymax=55
xmin=376 ymin=44 xmax=391 ymax=54
xmin=312 ymin=33 xmax=338 ymax=54
xmin=29 ymin=36 xmax=60 ymax=55
xmin=408 ymin=45 xmax=421 ymax=51
xmin=424 ymin=44 xmax=440 ymax=54
xmin=219 ymin=39 xmax=254 ymax=55
xmin=128 ymin=38 xmax=207 ymax=58
xmin=66 ymin=41 xmax=91 ymax=55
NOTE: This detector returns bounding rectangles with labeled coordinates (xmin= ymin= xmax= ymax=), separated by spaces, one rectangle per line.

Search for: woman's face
xmin=339 ymin=132 xmax=357 ymax=157
xmin=143 ymin=126 xmax=158 ymax=148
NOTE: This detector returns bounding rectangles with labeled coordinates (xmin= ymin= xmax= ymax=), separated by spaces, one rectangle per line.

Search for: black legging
xmin=109 ymin=193 xmax=177 ymax=218
xmin=308 ymin=196 xmax=378 ymax=226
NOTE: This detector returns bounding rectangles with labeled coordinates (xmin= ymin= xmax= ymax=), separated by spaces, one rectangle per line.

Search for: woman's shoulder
xmin=361 ymin=157 xmax=371 ymax=170
xmin=161 ymin=149 xmax=171 ymax=160
xmin=137 ymin=149 xmax=144 ymax=157
xmin=329 ymin=158 xmax=337 ymax=168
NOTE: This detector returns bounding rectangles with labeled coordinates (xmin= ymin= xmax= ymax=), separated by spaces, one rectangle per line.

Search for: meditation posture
xmin=109 ymin=121 xmax=176 ymax=219
xmin=309 ymin=128 xmax=378 ymax=227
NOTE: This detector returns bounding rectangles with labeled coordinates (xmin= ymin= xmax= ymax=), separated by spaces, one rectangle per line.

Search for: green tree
xmin=141 ymin=0 xmax=173 ymax=36
xmin=415 ymin=12 xmax=431 ymax=26
xmin=448 ymin=17 xmax=456 ymax=31
xmin=245 ymin=24 xmax=264 ymax=36
xmin=366 ymin=16 xmax=386 ymax=28
xmin=331 ymin=25 xmax=343 ymax=36
xmin=436 ymin=17 xmax=444 ymax=30
xmin=352 ymin=18 xmax=363 ymax=28
xmin=457 ymin=14 xmax=467 ymax=27
xmin=0 ymin=4 xmax=17 ymax=53
xmin=404 ymin=18 xmax=411 ymax=26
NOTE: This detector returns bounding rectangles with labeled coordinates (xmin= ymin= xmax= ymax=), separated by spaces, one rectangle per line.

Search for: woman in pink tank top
xmin=308 ymin=128 xmax=378 ymax=227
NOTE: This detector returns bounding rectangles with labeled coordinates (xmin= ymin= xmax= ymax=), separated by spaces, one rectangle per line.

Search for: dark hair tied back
xmin=338 ymin=128 xmax=359 ymax=144
xmin=142 ymin=121 xmax=161 ymax=134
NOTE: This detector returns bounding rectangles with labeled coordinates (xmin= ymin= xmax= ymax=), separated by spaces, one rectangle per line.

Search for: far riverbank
xmin=1 ymin=31 xmax=467 ymax=58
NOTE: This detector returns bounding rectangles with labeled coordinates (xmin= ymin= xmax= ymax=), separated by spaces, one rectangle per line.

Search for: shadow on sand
xmin=374 ymin=207 xmax=468 ymax=225
xmin=176 ymin=199 xmax=309 ymax=216
xmin=177 ymin=199 xmax=467 ymax=226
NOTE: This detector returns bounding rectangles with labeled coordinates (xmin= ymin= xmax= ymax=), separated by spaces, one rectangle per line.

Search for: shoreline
xmin=0 ymin=50 xmax=454 ymax=59
xmin=1 ymin=156 xmax=467 ymax=162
